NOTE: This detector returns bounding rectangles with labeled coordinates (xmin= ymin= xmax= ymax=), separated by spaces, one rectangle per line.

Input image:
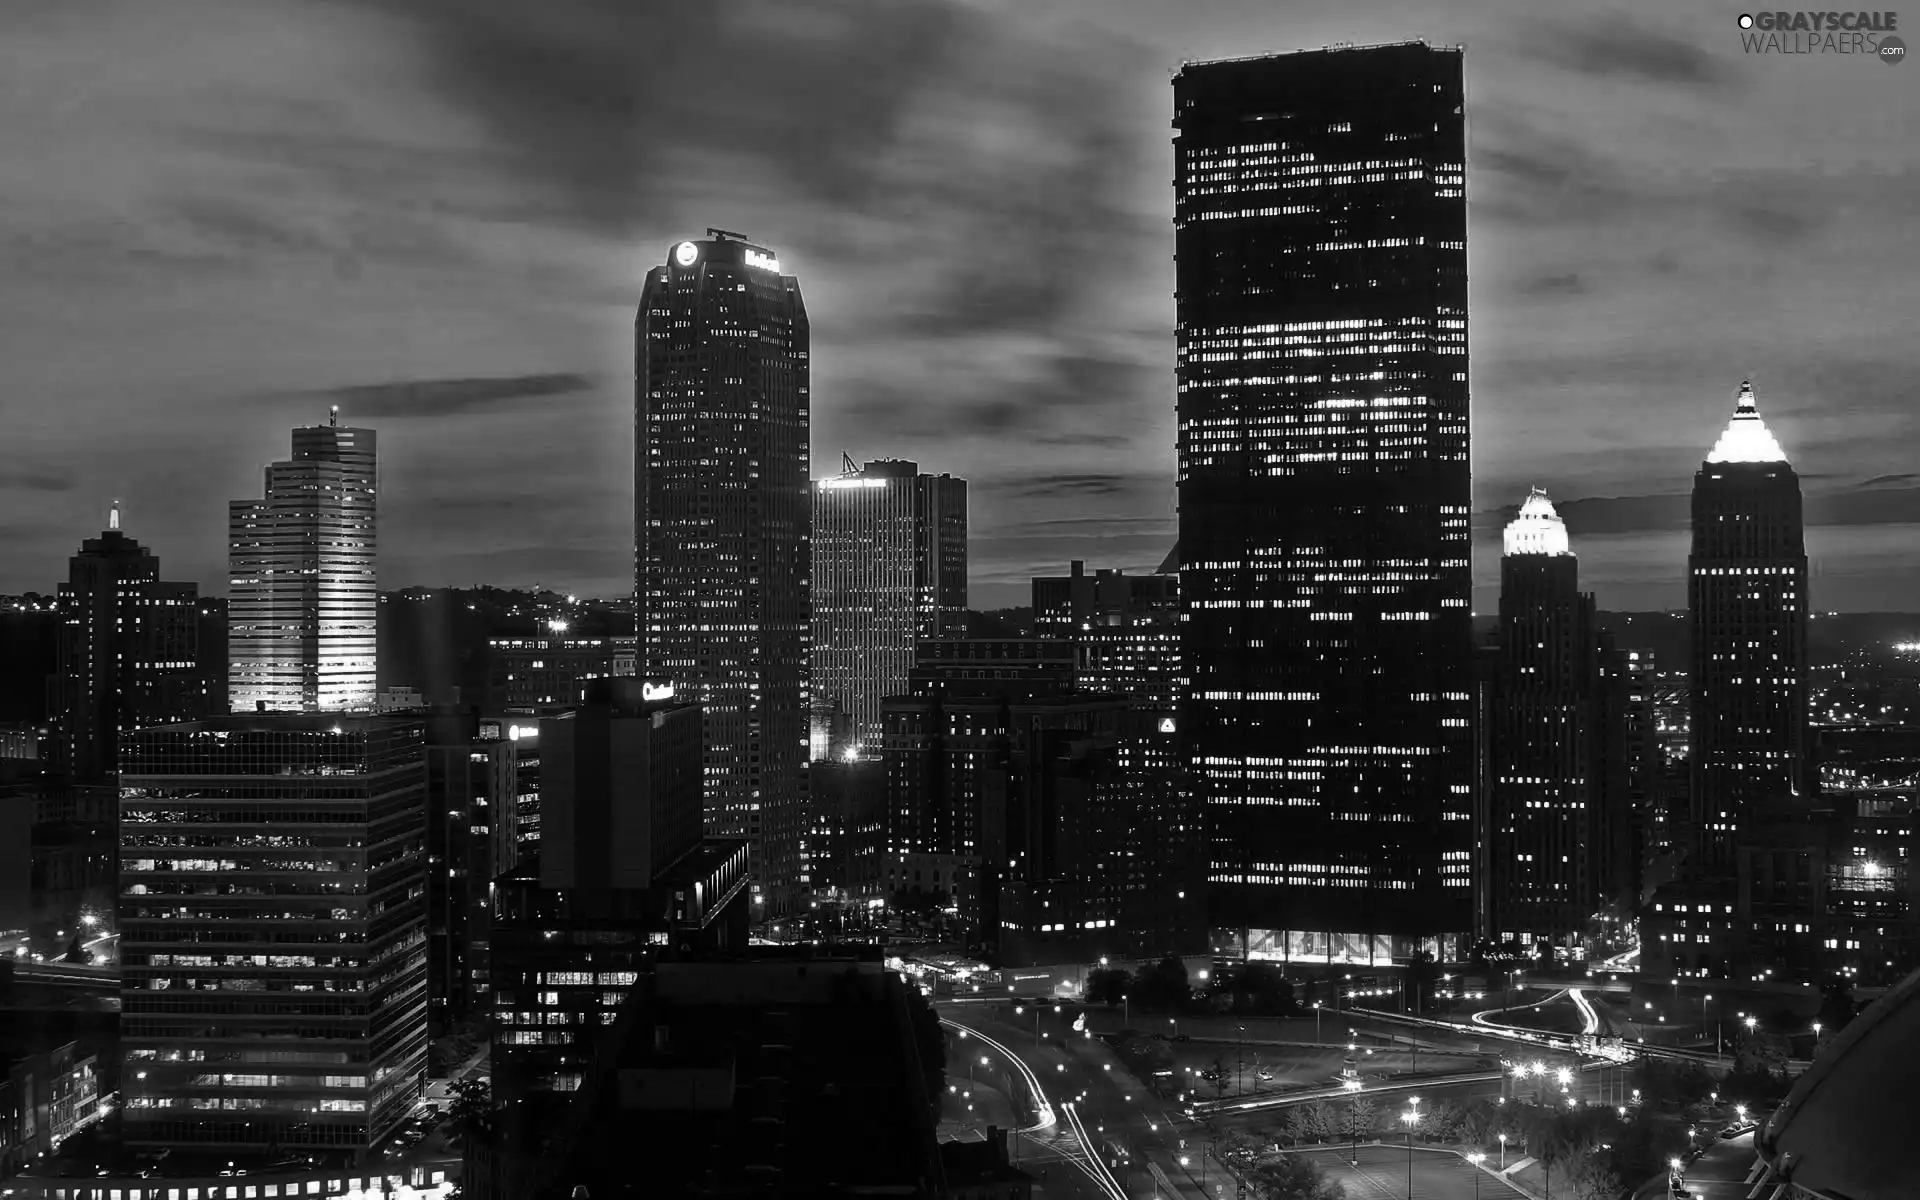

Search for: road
xmin=942 ymin=1002 xmax=1223 ymax=1200
xmin=1291 ymin=1146 xmax=1528 ymax=1200
xmin=1669 ymin=1131 xmax=1757 ymax=1200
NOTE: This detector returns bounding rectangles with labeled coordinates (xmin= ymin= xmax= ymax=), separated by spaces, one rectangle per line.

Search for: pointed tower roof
xmin=1503 ymin=486 xmax=1571 ymax=556
xmin=1705 ymin=380 xmax=1788 ymax=464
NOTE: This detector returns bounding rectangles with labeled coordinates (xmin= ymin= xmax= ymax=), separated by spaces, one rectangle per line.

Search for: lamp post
xmin=1313 ymin=1000 xmax=1323 ymax=1044
xmin=1402 ymin=1098 xmax=1421 ymax=1200
xmin=1237 ymin=1026 xmax=1245 ymax=1097
xmin=1466 ymin=1151 xmax=1485 ymax=1200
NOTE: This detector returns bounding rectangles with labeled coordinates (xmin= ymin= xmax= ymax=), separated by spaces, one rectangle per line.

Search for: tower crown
xmin=1503 ymin=486 xmax=1571 ymax=556
xmin=1705 ymin=380 xmax=1788 ymax=464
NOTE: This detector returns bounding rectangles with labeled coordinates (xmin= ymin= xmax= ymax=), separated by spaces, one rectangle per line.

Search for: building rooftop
xmin=1706 ymin=380 xmax=1790 ymax=465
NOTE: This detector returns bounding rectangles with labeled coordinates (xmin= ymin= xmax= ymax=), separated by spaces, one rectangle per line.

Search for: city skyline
xmin=3 ymin=2 xmax=1916 ymax=612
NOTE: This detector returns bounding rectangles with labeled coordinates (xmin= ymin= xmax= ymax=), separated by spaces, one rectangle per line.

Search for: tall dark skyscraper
xmin=228 ymin=411 xmax=378 ymax=714
xmin=1689 ymin=381 xmax=1808 ymax=863
xmin=48 ymin=506 xmax=201 ymax=782
xmin=636 ymin=231 xmax=810 ymax=910
xmin=1488 ymin=490 xmax=1628 ymax=950
xmin=811 ymin=457 xmax=967 ymax=758
xmin=1173 ymin=43 xmax=1473 ymax=961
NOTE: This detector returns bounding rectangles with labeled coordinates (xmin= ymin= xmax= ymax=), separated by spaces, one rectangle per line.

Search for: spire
xmin=1503 ymin=486 xmax=1571 ymax=556
xmin=329 ymin=404 xmax=340 ymax=428
xmin=1705 ymin=379 xmax=1787 ymax=464
xmin=109 ymin=499 xmax=120 ymax=532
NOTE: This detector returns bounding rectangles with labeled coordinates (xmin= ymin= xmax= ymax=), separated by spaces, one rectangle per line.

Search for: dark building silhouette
xmin=1689 ymin=381 xmax=1810 ymax=863
xmin=117 ymin=715 xmax=429 ymax=1155
xmin=811 ymin=457 xmax=968 ymax=759
xmin=0 ymin=594 xmax=59 ymax=726
xmin=1487 ymin=490 xmax=1630 ymax=951
xmin=47 ymin=509 xmax=201 ymax=782
xmin=486 ymin=631 xmax=635 ymax=713
xmin=423 ymin=707 xmax=517 ymax=1034
xmin=1173 ymin=43 xmax=1473 ymax=960
xmin=636 ymin=231 xmax=809 ymax=912
xmin=1033 ymin=561 xmax=1181 ymax=706
xmin=491 ymin=952 xmax=951 ymax=1200
xmin=490 ymin=679 xmax=748 ymax=1121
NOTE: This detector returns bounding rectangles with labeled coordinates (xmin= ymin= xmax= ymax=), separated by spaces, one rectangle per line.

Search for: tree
xmin=1569 ymin=1152 xmax=1624 ymax=1200
xmin=1342 ymin=1097 xmax=1377 ymax=1142
xmin=1242 ymin=963 xmax=1297 ymax=1015
xmin=1279 ymin=1108 xmax=1308 ymax=1147
xmin=1816 ymin=978 xmax=1857 ymax=1040
xmin=1406 ymin=949 xmax=1438 ymax=1014
xmin=1422 ymin=1098 xmax=1462 ymax=1143
xmin=62 ymin=934 xmax=87 ymax=964
xmin=1086 ymin=968 xmax=1129 ymax=1007
xmin=1250 ymin=1153 xmax=1347 ymax=1200
xmin=1206 ymin=1054 xmax=1231 ymax=1099
xmin=1302 ymin=1101 xmax=1339 ymax=1144
xmin=447 ymin=1077 xmax=491 ymax=1145
xmin=1135 ymin=955 xmax=1192 ymax=1009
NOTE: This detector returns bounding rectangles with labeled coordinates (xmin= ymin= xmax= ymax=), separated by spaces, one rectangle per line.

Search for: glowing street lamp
xmin=1498 ymin=1133 xmax=1508 ymax=1170
xmin=1466 ymin=1151 xmax=1485 ymax=1200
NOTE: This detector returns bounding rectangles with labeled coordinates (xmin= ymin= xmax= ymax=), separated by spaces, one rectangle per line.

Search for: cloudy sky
xmin=2 ymin=0 xmax=1915 ymax=611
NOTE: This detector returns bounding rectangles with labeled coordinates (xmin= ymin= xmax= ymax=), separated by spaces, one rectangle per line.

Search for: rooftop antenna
xmin=707 ymin=227 xmax=750 ymax=242
xmin=329 ymin=404 xmax=341 ymax=427
xmin=841 ymin=450 xmax=859 ymax=476
xmin=109 ymin=500 xmax=120 ymax=532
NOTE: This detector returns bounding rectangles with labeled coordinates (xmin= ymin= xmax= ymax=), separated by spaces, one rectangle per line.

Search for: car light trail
xmin=940 ymin=1018 xmax=1055 ymax=1134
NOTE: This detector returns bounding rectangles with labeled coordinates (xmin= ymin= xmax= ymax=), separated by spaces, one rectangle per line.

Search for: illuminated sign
xmin=1159 ymin=717 xmax=1177 ymax=733
xmin=642 ymin=682 xmax=675 ymax=702
xmin=819 ymin=477 xmax=886 ymax=490
xmin=507 ymin=724 xmax=538 ymax=742
xmin=743 ymin=248 xmax=781 ymax=273
xmin=673 ymin=241 xmax=698 ymax=267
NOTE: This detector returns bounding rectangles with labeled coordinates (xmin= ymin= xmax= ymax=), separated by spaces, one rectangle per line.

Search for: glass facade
xmin=228 ymin=418 xmax=377 ymax=714
xmin=116 ymin=716 xmax=428 ymax=1153
xmin=1173 ymin=43 xmax=1473 ymax=942
xmin=636 ymin=233 xmax=809 ymax=910
xmin=811 ymin=459 xmax=967 ymax=757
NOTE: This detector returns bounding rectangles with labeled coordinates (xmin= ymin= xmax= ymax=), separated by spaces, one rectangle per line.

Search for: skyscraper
xmin=636 ymin=231 xmax=810 ymax=910
xmin=228 ymin=411 xmax=377 ymax=714
xmin=118 ymin=715 xmax=428 ymax=1155
xmin=1173 ymin=43 xmax=1473 ymax=961
xmin=1689 ymin=380 xmax=1809 ymax=863
xmin=47 ymin=506 xmax=201 ymax=782
xmin=811 ymin=457 xmax=967 ymax=757
xmin=1488 ymin=489 xmax=1628 ymax=950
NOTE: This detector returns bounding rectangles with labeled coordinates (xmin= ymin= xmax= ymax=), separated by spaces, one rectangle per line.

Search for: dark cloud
xmin=1525 ymin=15 xmax=1736 ymax=88
xmin=1014 ymin=474 xmax=1131 ymax=498
xmin=1856 ymin=474 xmax=1920 ymax=489
xmin=311 ymin=373 xmax=594 ymax=419
xmin=1519 ymin=271 xmax=1588 ymax=297
xmin=0 ymin=466 xmax=75 ymax=493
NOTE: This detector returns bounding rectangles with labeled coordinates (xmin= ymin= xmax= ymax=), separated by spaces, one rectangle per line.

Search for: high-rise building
xmin=423 ymin=708 xmax=517 ymax=1035
xmin=490 ymin=678 xmax=748 ymax=1117
xmin=47 ymin=507 xmax=201 ymax=782
xmin=117 ymin=715 xmax=428 ymax=1155
xmin=1032 ymin=561 xmax=1181 ymax=706
xmin=228 ymin=411 xmax=378 ymax=714
xmin=1173 ymin=43 xmax=1473 ymax=960
xmin=636 ymin=230 xmax=809 ymax=910
xmin=1487 ymin=490 xmax=1629 ymax=951
xmin=811 ymin=457 xmax=967 ymax=757
xmin=487 ymin=630 xmax=636 ymax=712
xmin=1689 ymin=381 xmax=1809 ymax=863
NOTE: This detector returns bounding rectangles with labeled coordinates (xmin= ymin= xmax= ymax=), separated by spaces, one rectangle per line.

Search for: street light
xmin=1402 ymin=1097 xmax=1421 ymax=1200
xmin=1466 ymin=1151 xmax=1485 ymax=1200
xmin=1313 ymin=1000 xmax=1323 ymax=1044
xmin=1498 ymin=1133 xmax=1508 ymax=1171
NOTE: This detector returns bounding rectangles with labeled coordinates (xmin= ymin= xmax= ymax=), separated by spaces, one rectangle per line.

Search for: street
xmin=1670 ymin=1131 xmax=1757 ymax=1200
xmin=1292 ymin=1147 xmax=1528 ymax=1200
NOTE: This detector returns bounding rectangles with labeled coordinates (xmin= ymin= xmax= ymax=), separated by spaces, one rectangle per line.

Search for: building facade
xmin=228 ymin=413 xmax=378 ymax=714
xmin=1689 ymin=381 xmax=1809 ymax=865
xmin=636 ymin=231 xmax=809 ymax=911
xmin=487 ymin=632 xmax=635 ymax=713
xmin=1034 ymin=562 xmax=1182 ymax=707
xmin=423 ymin=709 xmax=517 ymax=1034
xmin=1173 ymin=43 xmax=1474 ymax=957
xmin=811 ymin=457 xmax=967 ymax=758
xmin=117 ymin=716 xmax=428 ymax=1154
xmin=1487 ymin=490 xmax=1629 ymax=951
xmin=47 ymin=511 xmax=201 ymax=783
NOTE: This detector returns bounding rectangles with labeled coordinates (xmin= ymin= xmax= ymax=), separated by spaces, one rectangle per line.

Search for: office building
xmin=811 ymin=457 xmax=967 ymax=757
xmin=47 ymin=508 xmax=201 ymax=783
xmin=1689 ymin=380 xmax=1809 ymax=863
xmin=490 ymin=678 xmax=748 ymax=1113
xmin=423 ymin=709 xmax=517 ymax=1034
xmin=636 ymin=230 xmax=809 ymax=910
xmin=228 ymin=412 xmax=378 ymax=714
xmin=117 ymin=715 xmax=429 ymax=1154
xmin=490 ymin=952 xmax=949 ymax=1200
xmin=487 ymin=631 xmax=635 ymax=713
xmin=1173 ymin=43 xmax=1473 ymax=959
xmin=1486 ymin=489 xmax=1629 ymax=952
xmin=1032 ymin=561 xmax=1181 ymax=706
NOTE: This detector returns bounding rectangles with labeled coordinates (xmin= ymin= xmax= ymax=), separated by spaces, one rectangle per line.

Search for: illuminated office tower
xmin=1488 ymin=490 xmax=1628 ymax=951
xmin=811 ymin=457 xmax=967 ymax=757
xmin=1688 ymin=380 xmax=1808 ymax=864
xmin=48 ymin=505 xmax=201 ymax=782
xmin=1174 ymin=43 xmax=1473 ymax=962
xmin=118 ymin=715 xmax=428 ymax=1155
xmin=636 ymin=231 xmax=809 ymax=909
xmin=228 ymin=411 xmax=377 ymax=713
